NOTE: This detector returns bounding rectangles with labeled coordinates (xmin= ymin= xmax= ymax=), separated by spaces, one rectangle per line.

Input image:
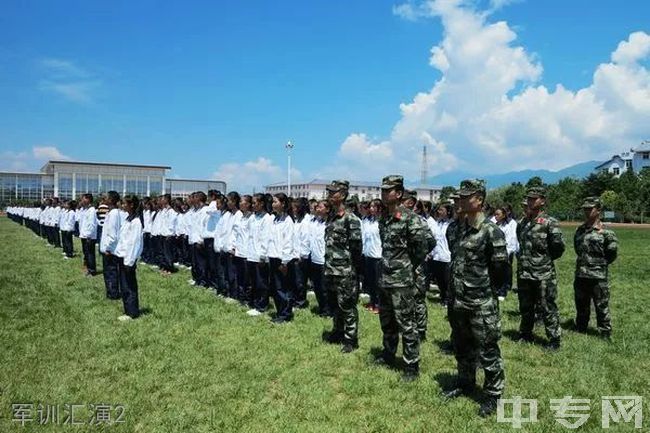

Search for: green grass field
xmin=1 ymin=216 xmax=649 ymax=432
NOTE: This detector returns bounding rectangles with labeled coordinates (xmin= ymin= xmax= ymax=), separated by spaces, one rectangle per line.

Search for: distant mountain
xmin=425 ymin=160 xmax=603 ymax=189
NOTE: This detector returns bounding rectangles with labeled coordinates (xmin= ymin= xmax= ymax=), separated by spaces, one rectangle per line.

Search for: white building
xmin=595 ymin=141 xmax=650 ymax=177
xmin=265 ymin=179 xmax=442 ymax=202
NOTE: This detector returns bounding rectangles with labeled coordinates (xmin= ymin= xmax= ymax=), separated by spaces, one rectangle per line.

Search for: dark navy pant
xmin=249 ymin=261 xmax=270 ymax=312
xmin=270 ymin=258 xmax=293 ymax=321
xmin=81 ymin=238 xmax=97 ymax=274
xmin=118 ymin=258 xmax=140 ymax=318
xmin=102 ymin=253 xmax=121 ymax=299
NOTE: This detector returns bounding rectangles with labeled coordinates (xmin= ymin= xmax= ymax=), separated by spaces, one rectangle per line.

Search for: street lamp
xmin=285 ymin=140 xmax=294 ymax=197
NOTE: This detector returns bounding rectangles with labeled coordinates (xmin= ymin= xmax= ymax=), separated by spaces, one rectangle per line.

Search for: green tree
xmin=548 ymin=177 xmax=581 ymax=220
xmin=525 ymin=176 xmax=544 ymax=188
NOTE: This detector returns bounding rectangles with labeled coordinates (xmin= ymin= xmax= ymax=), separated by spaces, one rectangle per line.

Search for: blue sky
xmin=1 ymin=0 xmax=649 ymax=191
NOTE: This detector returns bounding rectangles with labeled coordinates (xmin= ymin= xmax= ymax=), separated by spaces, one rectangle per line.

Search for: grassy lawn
xmin=1 ymin=216 xmax=649 ymax=432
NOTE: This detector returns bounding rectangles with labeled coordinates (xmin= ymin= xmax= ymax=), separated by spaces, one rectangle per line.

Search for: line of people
xmin=5 ymin=178 xmax=618 ymax=418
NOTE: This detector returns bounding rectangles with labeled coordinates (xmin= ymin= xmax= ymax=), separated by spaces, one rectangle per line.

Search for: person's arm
xmin=547 ymin=218 xmax=566 ymax=260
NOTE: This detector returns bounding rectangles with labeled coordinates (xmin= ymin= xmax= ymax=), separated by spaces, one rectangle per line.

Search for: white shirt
xmin=79 ymin=206 xmax=98 ymax=239
xmin=143 ymin=209 xmax=153 ymax=234
xmin=292 ymin=216 xmax=311 ymax=260
xmin=362 ymin=216 xmax=382 ymax=259
xmin=114 ymin=216 xmax=144 ymax=267
xmin=267 ymin=214 xmax=294 ymax=264
xmin=159 ymin=207 xmax=178 ymax=237
xmin=59 ymin=209 xmax=76 ymax=232
xmin=430 ymin=218 xmax=451 ymax=263
xmin=214 ymin=210 xmax=230 ymax=252
xmin=189 ymin=206 xmax=207 ymax=245
xmin=222 ymin=210 xmax=241 ymax=253
xmin=100 ymin=208 xmax=122 ymax=253
xmin=247 ymin=212 xmax=274 ymax=263
xmin=202 ymin=200 xmax=221 ymax=239
xmin=309 ymin=217 xmax=326 ymax=265
xmin=234 ymin=212 xmax=252 ymax=258
xmin=496 ymin=218 xmax=519 ymax=256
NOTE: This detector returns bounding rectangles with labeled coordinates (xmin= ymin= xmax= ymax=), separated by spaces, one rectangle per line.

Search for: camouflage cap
xmin=447 ymin=187 xmax=460 ymax=200
xmin=326 ymin=180 xmax=350 ymax=192
xmin=526 ymin=186 xmax=547 ymax=198
xmin=381 ymin=175 xmax=404 ymax=190
xmin=458 ymin=179 xmax=486 ymax=197
xmin=520 ymin=199 xmax=528 ymax=207
xmin=581 ymin=196 xmax=602 ymax=209
xmin=404 ymin=189 xmax=418 ymax=200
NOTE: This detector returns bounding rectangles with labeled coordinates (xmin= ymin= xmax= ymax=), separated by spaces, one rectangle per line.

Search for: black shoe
xmin=419 ymin=331 xmax=427 ymax=342
xmin=401 ymin=362 xmax=419 ymax=382
xmin=324 ymin=331 xmax=344 ymax=344
xmin=442 ymin=386 xmax=474 ymax=400
xmin=479 ymin=396 xmax=498 ymax=418
xmin=514 ymin=333 xmax=534 ymax=343
xmin=373 ymin=351 xmax=396 ymax=368
xmin=544 ymin=339 xmax=560 ymax=351
xmin=341 ymin=341 xmax=358 ymax=353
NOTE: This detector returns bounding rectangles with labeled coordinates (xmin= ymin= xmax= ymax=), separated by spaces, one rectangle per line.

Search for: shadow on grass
xmin=432 ymin=339 xmax=455 ymax=356
xmin=560 ymin=318 xmax=601 ymax=337
xmin=433 ymin=372 xmax=484 ymax=405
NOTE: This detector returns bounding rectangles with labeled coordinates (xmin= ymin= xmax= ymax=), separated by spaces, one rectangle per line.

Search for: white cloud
xmin=331 ymin=0 xmax=650 ymax=182
xmin=212 ymin=157 xmax=302 ymax=193
xmin=0 ymin=146 xmax=70 ymax=171
xmin=38 ymin=58 xmax=100 ymax=104
xmin=32 ymin=146 xmax=71 ymax=161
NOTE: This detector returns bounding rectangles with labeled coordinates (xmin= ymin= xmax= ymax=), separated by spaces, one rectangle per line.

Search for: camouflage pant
xmin=574 ymin=277 xmax=611 ymax=334
xmin=325 ymin=274 xmax=359 ymax=344
xmin=378 ymin=284 xmax=420 ymax=365
xmin=414 ymin=264 xmax=428 ymax=336
xmin=449 ymin=299 xmax=505 ymax=396
xmin=518 ymin=278 xmax=562 ymax=341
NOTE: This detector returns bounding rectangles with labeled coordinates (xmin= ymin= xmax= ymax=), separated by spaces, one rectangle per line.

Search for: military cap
xmin=381 ymin=175 xmax=404 ymax=190
xmin=447 ymin=188 xmax=460 ymax=200
xmin=326 ymin=180 xmax=350 ymax=192
xmin=526 ymin=186 xmax=547 ymax=198
xmin=404 ymin=189 xmax=418 ymax=200
xmin=345 ymin=195 xmax=359 ymax=205
xmin=520 ymin=199 xmax=528 ymax=207
xmin=458 ymin=179 xmax=486 ymax=197
xmin=581 ymin=196 xmax=602 ymax=209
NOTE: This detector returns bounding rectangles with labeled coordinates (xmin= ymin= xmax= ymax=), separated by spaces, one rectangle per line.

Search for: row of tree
xmin=454 ymin=169 xmax=650 ymax=222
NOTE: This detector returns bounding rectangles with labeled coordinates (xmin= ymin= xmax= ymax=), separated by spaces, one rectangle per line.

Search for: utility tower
xmin=420 ymin=145 xmax=428 ymax=186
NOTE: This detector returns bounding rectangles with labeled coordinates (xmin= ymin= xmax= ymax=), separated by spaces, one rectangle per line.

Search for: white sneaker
xmin=174 ymin=262 xmax=181 ymax=267
xmin=224 ymin=297 xmax=237 ymax=304
xmin=359 ymin=293 xmax=370 ymax=302
xmin=63 ymin=256 xmax=70 ymax=260
xmin=216 ymin=294 xmax=225 ymax=299
xmin=307 ymin=290 xmax=315 ymax=296
xmin=246 ymin=309 xmax=262 ymax=316
xmin=188 ymin=280 xmax=196 ymax=286
xmin=118 ymin=315 xmax=133 ymax=322
xmin=498 ymin=296 xmax=505 ymax=302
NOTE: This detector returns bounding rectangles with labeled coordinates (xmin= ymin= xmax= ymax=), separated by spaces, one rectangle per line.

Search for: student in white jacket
xmin=222 ymin=192 xmax=242 ymax=301
xmin=493 ymin=205 xmax=519 ymax=301
xmin=79 ymin=193 xmax=99 ymax=276
xmin=115 ymin=195 xmax=144 ymax=321
xmin=233 ymin=194 xmax=253 ymax=304
xmin=188 ymin=192 xmax=208 ymax=286
xmin=289 ymin=197 xmax=311 ymax=309
xmin=202 ymin=190 xmax=223 ymax=291
xmin=59 ymin=200 xmax=77 ymax=259
xmin=158 ymin=194 xmax=178 ymax=274
xmin=99 ymin=191 xmax=123 ymax=299
xmin=267 ymin=193 xmax=295 ymax=323
xmin=429 ymin=203 xmax=453 ymax=306
xmin=309 ymin=200 xmax=331 ymax=317
xmin=141 ymin=198 xmax=154 ymax=264
xmin=213 ymin=196 xmax=230 ymax=295
xmin=362 ymin=199 xmax=383 ymax=313
xmin=246 ymin=193 xmax=274 ymax=315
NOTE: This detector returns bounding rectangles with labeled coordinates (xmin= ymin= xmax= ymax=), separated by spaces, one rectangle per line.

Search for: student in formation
xmin=232 ymin=194 xmax=253 ymax=305
xmin=223 ymin=191 xmax=242 ymax=302
xmin=159 ymin=194 xmax=178 ymax=275
xmin=79 ymin=193 xmax=99 ymax=277
xmin=59 ymin=200 xmax=77 ymax=259
xmin=267 ymin=193 xmax=295 ymax=323
xmin=189 ymin=192 xmax=209 ymax=287
xmin=141 ymin=197 xmax=154 ymax=264
xmin=309 ymin=200 xmax=331 ymax=317
xmin=99 ymin=191 xmax=123 ymax=299
xmin=493 ymin=205 xmax=519 ymax=301
xmin=429 ymin=202 xmax=453 ymax=306
xmin=361 ymin=199 xmax=383 ymax=314
xmin=246 ymin=193 xmax=274 ymax=316
xmin=290 ymin=197 xmax=311 ymax=309
xmin=114 ymin=195 xmax=144 ymax=321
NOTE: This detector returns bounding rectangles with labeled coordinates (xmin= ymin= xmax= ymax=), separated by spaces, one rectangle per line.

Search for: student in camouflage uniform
xmin=323 ymin=180 xmax=363 ymax=353
xmin=440 ymin=192 xmax=462 ymax=355
xmin=573 ymin=197 xmax=618 ymax=340
xmin=443 ymin=179 xmax=508 ymax=418
xmin=374 ymin=175 xmax=429 ymax=381
xmin=402 ymin=189 xmax=436 ymax=342
xmin=516 ymin=186 xmax=566 ymax=350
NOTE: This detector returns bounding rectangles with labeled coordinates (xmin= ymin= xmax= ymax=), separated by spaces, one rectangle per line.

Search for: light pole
xmin=285 ymin=140 xmax=294 ymax=197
